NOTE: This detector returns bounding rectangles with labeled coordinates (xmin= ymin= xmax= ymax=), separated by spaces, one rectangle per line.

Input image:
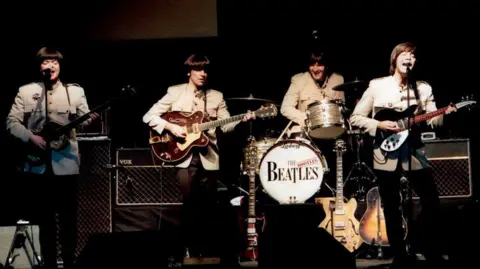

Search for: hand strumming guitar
xmin=30 ymin=134 xmax=46 ymax=149
xmin=166 ymin=122 xmax=186 ymax=138
xmin=378 ymin=121 xmax=400 ymax=132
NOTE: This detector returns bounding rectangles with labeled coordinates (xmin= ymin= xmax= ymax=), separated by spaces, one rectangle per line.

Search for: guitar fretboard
xmin=411 ymin=106 xmax=448 ymax=125
xmin=335 ymin=148 xmax=344 ymax=211
xmin=199 ymin=114 xmax=246 ymax=131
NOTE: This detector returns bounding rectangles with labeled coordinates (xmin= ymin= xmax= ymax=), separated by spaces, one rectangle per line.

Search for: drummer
xmin=280 ymin=46 xmax=345 ymax=197
xmin=280 ymin=47 xmax=345 ymax=138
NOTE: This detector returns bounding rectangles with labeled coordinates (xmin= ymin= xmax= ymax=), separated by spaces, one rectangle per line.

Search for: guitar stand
xmin=3 ymin=220 xmax=43 ymax=269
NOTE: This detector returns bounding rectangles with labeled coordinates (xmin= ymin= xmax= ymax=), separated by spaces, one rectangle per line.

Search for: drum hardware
xmin=343 ymin=129 xmax=376 ymax=202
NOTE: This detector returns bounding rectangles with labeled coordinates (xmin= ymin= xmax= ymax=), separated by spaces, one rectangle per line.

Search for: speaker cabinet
xmin=414 ymin=138 xmax=472 ymax=198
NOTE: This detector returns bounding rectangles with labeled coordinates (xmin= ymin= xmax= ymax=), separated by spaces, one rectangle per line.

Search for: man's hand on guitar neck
xmin=30 ymin=135 xmax=46 ymax=149
xmin=166 ymin=123 xmax=186 ymax=138
xmin=242 ymin=110 xmax=256 ymax=122
xmin=84 ymin=112 xmax=100 ymax=126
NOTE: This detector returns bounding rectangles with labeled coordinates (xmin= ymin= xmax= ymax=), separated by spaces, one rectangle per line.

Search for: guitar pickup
xmin=334 ymin=222 xmax=346 ymax=230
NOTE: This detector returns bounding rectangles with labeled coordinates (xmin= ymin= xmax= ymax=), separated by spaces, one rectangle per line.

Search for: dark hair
xmin=184 ymin=54 xmax=210 ymax=72
xmin=36 ymin=47 xmax=64 ymax=63
xmin=389 ymin=42 xmax=416 ymax=75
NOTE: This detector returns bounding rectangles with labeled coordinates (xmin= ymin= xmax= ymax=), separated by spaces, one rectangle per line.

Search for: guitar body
xmin=359 ymin=187 xmax=408 ymax=246
xmin=149 ymin=111 xmax=210 ymax=163
xmin=316 ymin=197 xmax=362 ymax=252
xmin=241 ymin=213 xmax=266 ymax=261
xmin=373 ymin=105 xmax=423 ymax=152
xmin=26 ymin=121 xmax=70 ymax=167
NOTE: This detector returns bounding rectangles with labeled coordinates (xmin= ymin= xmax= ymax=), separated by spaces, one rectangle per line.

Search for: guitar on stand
xmin=358 ymin=186 xmax=408 ymax=259
xmin=316 ymin=139 xmax=362 ymax=253
xmin=240 ymin=136 xmax=265 ymax=261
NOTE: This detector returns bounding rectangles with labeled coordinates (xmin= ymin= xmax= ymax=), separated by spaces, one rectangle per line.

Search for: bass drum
xmin=258 ymin=139 xmax=327 ymax=204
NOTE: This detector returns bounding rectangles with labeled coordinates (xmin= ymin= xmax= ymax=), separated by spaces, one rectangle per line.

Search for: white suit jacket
xmin=350 ymin=76 xmax=443 ymax=171
xmin=6 ymin=81 xmax=91 ymax=175
xmin=143 ymin=83 xmax=240 ymax=170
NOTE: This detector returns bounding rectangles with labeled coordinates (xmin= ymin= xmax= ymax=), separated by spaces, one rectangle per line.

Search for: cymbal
xmin=227 ymin=94 xmax=279 ymax=106
xmin=332 ymin=80 xmax=368 ymax=92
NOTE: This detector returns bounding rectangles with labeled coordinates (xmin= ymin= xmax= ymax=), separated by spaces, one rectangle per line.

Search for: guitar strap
xmin=64 ymin=84 xmax=76 ymax=139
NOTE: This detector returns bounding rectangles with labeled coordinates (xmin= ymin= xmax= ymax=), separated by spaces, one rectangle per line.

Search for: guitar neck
xmin=410 ymin=105 xmax=448 ymax=125
xmin=248 ymin=173 xmax=256 ymax=217
xmin=335 ymin=150 xmax=344 ymax=211
xmin=199 ymin=113 xmax=246 ymax=132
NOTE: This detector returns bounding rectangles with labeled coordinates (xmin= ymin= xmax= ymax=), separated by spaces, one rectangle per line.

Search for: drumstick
xmin=276 ymin=120 xmax=293 ymax=144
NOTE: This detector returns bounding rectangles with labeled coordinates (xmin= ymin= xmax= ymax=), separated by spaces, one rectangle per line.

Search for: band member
xmin=280 ymin=48 xmax=345 ymax=196
xmin=280 ymin=48 xmax=345 ymax=138
xmin=350 ymin=42 xmax=456 ymax=268
xmin=5 ymin=47 xmax=99 ymax=269
xmin=142 ymin=54 xmax=256 ymax=258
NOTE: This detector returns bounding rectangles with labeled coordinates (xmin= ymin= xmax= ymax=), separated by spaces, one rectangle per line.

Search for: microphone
xmin=41 ymin=68 xmax=51 ymax=77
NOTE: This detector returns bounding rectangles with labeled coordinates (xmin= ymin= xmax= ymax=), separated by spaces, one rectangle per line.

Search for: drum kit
xmin=228 ymin=79 xmax=375 ymax=205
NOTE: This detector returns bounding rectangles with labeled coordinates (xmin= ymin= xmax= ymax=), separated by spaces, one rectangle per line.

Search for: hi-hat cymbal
xmin=332 ymin=80 xmax=368 ymax=92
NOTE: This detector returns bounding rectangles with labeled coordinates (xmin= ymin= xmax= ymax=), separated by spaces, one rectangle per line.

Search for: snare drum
xmin=258 ymin=139 xmax=327 ymax=204
xmin=306 ymin=100 xmax=345 ymax=139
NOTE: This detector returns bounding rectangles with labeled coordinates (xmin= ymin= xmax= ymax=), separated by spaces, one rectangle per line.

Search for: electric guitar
xmin=358 ymin=186 xmax=407 ymax=246
xmin=241 ymin=136 xmax=265 ymax=261
xmin=316 ymin=139 xmax=362 ymax=252
xmin=26 ymin=85 xmax=135 ymax=167
xmin=375 ymin=96 xmax=476 ymax=152
xmin=149 ymin=104 xmax=277 ymax=163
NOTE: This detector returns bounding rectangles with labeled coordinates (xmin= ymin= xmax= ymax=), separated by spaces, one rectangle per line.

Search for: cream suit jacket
xmin=350 ymin=76 xmax=443 ymax=171
xmin=280 ymin=71 xmax=345 ymax=134
xmin=143 ymin=83 xmax=240 ymax=170
xmin=6 ymin=81 xmax=91 ymax=175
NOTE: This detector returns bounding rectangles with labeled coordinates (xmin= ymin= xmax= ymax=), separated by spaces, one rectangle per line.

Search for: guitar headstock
xmin=121 ymin=85 xmax=137 ymax=97
xmin=254 ymin=104 xmax=278 ymax=118
xmin=333 ymin=139 xmax=347 ymax=153
xmin=456 ymin=95 xmax=476 ymax=111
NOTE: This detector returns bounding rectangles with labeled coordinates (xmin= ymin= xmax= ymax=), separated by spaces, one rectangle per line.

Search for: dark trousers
xmin=18 ymin=172 xmax=79 ymax=269
xmin=374 ymin=166 xmax=443 ymax=261
xmin=176 ymin=154 xmax=218 ymax=255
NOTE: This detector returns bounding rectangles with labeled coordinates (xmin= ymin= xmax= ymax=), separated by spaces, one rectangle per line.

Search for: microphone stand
xmin=42 ymin=72 xmax=53 ymax=176
xmin=404 ymin=65 xmax=416 ymax=261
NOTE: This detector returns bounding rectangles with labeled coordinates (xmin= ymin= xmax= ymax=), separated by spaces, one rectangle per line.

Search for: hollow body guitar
xmin=359 ymin=186 xmax=408 ymax=246
xmin=149 ymin=105 xmax=277 ymax=163
xmin=316 ymin=139 xmax=362 ymax=253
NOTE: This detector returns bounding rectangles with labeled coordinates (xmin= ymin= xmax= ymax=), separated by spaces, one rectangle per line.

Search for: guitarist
xmin=142 ymin=54 xmax=256 ymax=260
xmin=349 ymin=42 xmax=456 ymax=269
xmin=5 ymin=47 xmax=99 ymax=269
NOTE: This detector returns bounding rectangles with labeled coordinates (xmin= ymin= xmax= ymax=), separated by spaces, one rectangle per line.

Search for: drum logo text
xmin=266 ymin=161 xmax=320 ymax=183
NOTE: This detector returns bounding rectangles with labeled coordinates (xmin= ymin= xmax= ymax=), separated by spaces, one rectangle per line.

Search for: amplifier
xmin=413 ymin=138 xmax=472 ymax=199
xmin=115 ymin=148 xmax=181 ymax=206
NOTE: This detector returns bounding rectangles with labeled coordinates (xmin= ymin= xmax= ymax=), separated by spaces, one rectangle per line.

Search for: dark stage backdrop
xmin=1 ymin=0 xmax=479 ymax=218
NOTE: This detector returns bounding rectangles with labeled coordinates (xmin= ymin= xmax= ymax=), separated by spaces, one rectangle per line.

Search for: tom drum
xmin=306 ymin=100 xmax=345 ymax=139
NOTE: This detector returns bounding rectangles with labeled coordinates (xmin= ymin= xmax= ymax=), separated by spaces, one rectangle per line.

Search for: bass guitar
xmin=26 ymin=85 xmax=135 ymax=167
xmin=149 ymin=104 xmax=277 ymax=163
xmin=316 ymin=139 xmax=362 ymax=253
xmin=375 ymin=96 xmax=476 ymax=152
xmin=358 ymin=186 xmax=407 ymax=247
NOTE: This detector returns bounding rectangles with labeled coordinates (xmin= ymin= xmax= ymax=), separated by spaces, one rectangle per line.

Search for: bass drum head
xmin=258 ymin=140 xmax=325 ymax=204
